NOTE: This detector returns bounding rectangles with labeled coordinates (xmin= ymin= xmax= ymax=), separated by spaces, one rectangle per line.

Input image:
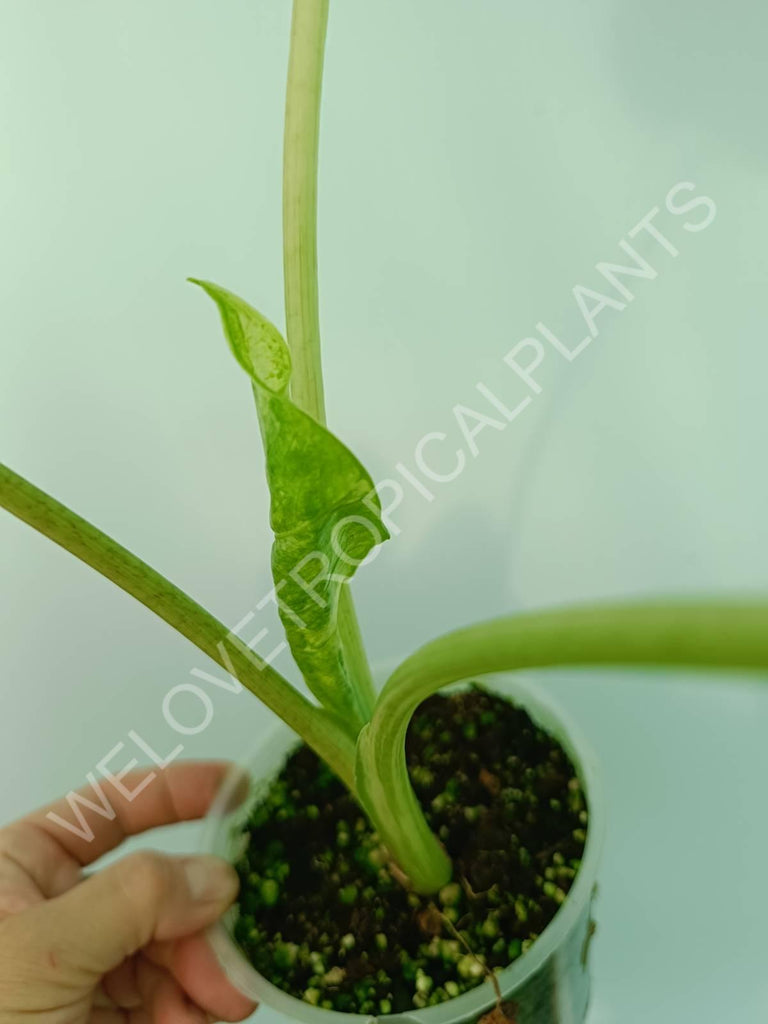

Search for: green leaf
xmin=190 ymin=279 xmax=389 ymax=725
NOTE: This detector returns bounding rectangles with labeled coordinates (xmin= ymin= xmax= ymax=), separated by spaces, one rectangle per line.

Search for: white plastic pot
xmin=201 ymin=674 xmax=604 ymax=1024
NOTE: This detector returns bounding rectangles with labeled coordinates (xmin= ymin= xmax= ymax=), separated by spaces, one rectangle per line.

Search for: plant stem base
xmin=232 ymin=686 xmax=589 ymax=1017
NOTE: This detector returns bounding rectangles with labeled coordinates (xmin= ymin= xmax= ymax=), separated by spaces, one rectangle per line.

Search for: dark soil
xmin=233 ymin=686 xmax=588 ymax=1015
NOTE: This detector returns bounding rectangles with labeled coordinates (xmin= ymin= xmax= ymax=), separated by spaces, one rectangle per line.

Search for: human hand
xmin=0 ymin=761 xmax=257 ymax=1023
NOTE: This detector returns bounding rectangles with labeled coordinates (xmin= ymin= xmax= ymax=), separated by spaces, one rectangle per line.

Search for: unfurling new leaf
xmin=190 ymin=280 xmax=389 ymax=726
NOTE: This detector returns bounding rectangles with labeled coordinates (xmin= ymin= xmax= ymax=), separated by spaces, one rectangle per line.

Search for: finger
xmin=0 ymin=820 xmax=82 ymax=915
xmin=92 ymin=982 xmax=121 ymax=1009
xmin=22 ymin=761 xmax=235 ymax=866
xmin=0 ymin=761 xmax=234 ymax=914
xmin=146 ymin=933 xmax=258 ymax=1022
xmin=90 ymin=1011 xmax=146 ymax=1024
xmin=30 ymin=850 xmax=238 ymax=976
xmin=101 ymin=952 xmax=202 ymax=1016
xmin=136 ymin=957 xmax=210 ymax=1024
xmin=102 ymin=955 xmax=142 ymax=1009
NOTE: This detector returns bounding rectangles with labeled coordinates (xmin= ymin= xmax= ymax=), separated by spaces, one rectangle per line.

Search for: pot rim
xmin=201 ymin=672 xmax=604 ymax=1024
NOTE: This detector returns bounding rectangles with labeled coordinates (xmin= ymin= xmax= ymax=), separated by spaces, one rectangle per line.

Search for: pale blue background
xmin=2 ymin=2 xmax=768 ymax=1022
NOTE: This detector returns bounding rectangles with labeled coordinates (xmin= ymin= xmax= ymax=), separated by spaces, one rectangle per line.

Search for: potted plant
xmin=1 ymin=2 xmax=766 ymax=1022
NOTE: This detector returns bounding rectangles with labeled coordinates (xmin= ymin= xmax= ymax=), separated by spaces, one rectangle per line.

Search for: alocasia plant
xmin=2 ymin=0 xmax=767 ymax=896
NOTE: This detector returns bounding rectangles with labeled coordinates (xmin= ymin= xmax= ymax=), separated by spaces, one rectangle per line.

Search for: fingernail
xmin=183 ymin=856 xmax=239 ymax=903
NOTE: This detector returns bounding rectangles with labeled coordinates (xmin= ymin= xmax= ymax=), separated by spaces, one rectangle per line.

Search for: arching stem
xmin=0 ymin=463 xmax=356 ymax=790
xmin=357 ymin=600 xmax=768 ymax=892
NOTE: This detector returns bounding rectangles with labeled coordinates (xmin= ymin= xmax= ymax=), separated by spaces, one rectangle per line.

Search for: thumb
xmin=37 ymin=851 xmax=239 ymax=976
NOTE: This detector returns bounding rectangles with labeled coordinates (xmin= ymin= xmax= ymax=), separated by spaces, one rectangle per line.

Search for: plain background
xmin=2 ymin=1 xmax=768 ymax=1021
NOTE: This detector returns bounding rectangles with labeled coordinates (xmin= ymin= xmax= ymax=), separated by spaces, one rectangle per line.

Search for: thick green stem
xmin=357 ymin=600 xmax=768 ymax=892
xmin=0 ymin=463 xmax=357 ymax=789
xmin=282 ymin=0 xmax=377 ymax=718
xmin=283 ymin=0 xmax=328 ymax=424
xmin=337 ymin=589 xmax=377 ymax=713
